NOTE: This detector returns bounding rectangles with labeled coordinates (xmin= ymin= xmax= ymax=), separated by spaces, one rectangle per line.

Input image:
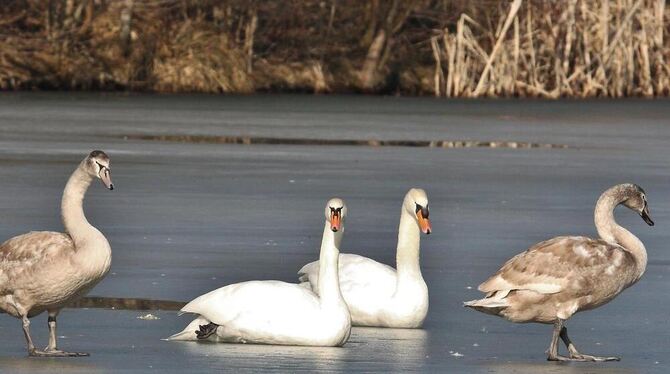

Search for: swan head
xmin=85 ymin=150 xmax=114 ymax=190
xmin=404 ymin=188 xmax=431 ymax=234
xmin=619 ymin=184 xmax=653 ymax=226
xmin=325 ymin=198 xmax=347 ymax=232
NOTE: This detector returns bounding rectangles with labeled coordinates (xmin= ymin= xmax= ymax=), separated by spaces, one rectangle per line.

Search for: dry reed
xmin=431 ymin=0 xmax=669 ymax=97
xmin=1 ymin=1 xmax=668 ymax=97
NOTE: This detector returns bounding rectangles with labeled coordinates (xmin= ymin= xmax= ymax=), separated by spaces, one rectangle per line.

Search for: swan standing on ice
xmin=465 ymin=183 xmax=654 ymax=362
xmin=169 ymin=198 xmax=351 ymax=347
xmin=0 ymin=150 xmax=114 ymax=357
xmin=298 ymin=188 xmax=432 ymax=328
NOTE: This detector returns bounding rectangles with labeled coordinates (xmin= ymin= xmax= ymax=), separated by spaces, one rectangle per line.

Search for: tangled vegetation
xmin=0 ymin=0 xmax=668 ymax=97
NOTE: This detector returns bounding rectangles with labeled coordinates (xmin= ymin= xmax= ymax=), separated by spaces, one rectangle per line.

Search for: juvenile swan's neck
xmin=317 ymin=223 xmax=344 ymax=308
xmin=395 ymin=209 xmax=423 ymax=287
xmin=62 ymin=163 xmax=96 ymax=245
xmin=594 ymin=190 xmax=647 ymax=278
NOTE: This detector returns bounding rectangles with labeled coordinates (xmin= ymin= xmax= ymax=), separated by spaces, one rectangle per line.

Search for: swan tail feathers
xmin=463 ymin=298 xmax=509 ymax=308
xmin=463 ymin=290 xmax=511 ymax=316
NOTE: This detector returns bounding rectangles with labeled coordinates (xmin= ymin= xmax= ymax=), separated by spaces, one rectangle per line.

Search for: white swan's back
xmin=183 ymin=280 xmax=322 ymax=324
xmin=299 ymin=254 xmax=397 ymax=298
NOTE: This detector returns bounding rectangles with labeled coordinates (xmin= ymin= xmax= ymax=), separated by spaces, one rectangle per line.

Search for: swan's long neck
xmin=61 ymin=163 xmax=97 ymax=245
xmin=395 ymin=209 xmax=423 ymax=287
xmin=594 ymin=192 xmax=647 ymax=279
xmin=317 ymin=223 xmax=344 ymax=308
xmin=62 ymin=161 xmax=111 ymax=252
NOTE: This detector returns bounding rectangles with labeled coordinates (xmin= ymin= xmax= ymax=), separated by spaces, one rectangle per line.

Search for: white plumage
xmin=169 ymin=198 xmax=351 ymax=347
xmin=298 ymin=188 xmax=432 ymax=328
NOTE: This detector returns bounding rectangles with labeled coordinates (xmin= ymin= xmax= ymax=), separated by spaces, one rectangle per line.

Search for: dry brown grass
xmin=0 ymin=0 xmax=262 ymax=92
xmin=431 ymin=0 xmax=669 ymax=97
xmin=0 ymin=0 xmax=668 ymax=96
xmin=152 ymin=21 xmax=253 ymax=93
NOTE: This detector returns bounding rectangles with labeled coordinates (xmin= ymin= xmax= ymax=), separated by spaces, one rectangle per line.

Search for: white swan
xmin=0 ymin=150 xmax=114 ymax=357
xmin=169 ymin=198 xmax=351 ymax=346
xmin=465 ymin=183 xmax=654 ymax=362
xmin=298 ymin=188 xmax=431 ymax=328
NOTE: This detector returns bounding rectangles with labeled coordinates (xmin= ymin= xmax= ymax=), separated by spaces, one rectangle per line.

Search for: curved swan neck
xmin=594 ymin=192 xmax=619 ymax=242
xmin=395 ymin=208 xmax=422 ymax=282
xmin=61 ymin=162 xmax=95 ymax=245
xmin=594 ymin=189 xmax=647 ymax=277
xmin=317 ymin=222 xmax=344 ymax=307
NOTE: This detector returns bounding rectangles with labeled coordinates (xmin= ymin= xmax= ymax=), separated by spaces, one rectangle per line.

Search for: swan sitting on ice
xmin=298 ymin=188 xmax=432 ymax=328
xmin=169 ymin=198 xmax=351 ymax=347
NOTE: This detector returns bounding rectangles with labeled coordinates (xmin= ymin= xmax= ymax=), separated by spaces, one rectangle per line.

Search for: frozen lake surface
xmin=0 ymin=94 xmax=668 ymax=373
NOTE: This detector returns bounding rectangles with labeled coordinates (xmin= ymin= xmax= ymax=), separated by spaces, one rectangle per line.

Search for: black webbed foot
xmin=195 ymin=322 xmax=219 ymax=340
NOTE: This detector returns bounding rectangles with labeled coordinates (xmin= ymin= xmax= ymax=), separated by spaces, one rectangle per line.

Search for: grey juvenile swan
xmin=465 ymin=183 xmax=654 ymax=362
xmin=0 ymin=150 xmax=113 ymax=357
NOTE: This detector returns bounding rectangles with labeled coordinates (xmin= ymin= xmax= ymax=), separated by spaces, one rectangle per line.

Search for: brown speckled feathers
xmin=479 ymin=236 xmax=637 ymax=297
xmin=0 ymin=232 xmax=74 ymax=293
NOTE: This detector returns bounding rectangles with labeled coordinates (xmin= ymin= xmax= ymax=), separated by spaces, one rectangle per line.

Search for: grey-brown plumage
xmin=465 ymin=183 xmax=654 ymax=362
xmin=0 ymin=151 xmax=114 ymax=357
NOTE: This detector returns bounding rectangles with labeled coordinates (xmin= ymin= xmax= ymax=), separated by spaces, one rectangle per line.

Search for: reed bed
xmin=430 ymin=0 xmax=669 ymax=97
xmin=0 ymin=0 xmax=668 ymax=97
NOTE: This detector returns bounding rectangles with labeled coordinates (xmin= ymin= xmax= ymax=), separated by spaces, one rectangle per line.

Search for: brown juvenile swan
xmin=0 ymin=150 xmax=113 ymax=357
xmin=465 ymin=183 xmax=654 ymax=362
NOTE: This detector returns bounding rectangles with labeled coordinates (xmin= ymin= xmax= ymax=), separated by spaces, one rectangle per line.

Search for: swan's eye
xmin=95 ymin=161 xmax=108 ymax=172
xmin=330 ymin=207 xmax=342 ymax=215
xmin=415 ymin=203 xmax=429 ymax=218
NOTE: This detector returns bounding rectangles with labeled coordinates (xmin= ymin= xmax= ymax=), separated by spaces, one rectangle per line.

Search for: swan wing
xmin=298 ymin=254 xmax=397 ymax=297
xmin=181 ymin=280 xmax=321 ymax=326
xmin=0 ymin=231 xmax=74 ymax=292
xmin=337 ymin=254 xmax=397 ymax=297
xmin=478 ymin=236 xmax=632 ymax=295
xmin=297 ymin=260 xmax=319 ymax=289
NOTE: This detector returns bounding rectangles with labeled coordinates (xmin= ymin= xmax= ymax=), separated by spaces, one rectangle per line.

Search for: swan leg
xmin=39 ymin=312 xmax=90 ymax=357
xmin=559 ymin=325 xmax=620 ymax=362
xmin=21 ymin=315 xmax=38 ymax=355
xmin=196 ymin=322 xmax=219 ymax=340
xmin=546 ymin=319 xmax=569 ymax=361
xmin=46 ymin=311 xmax=58 ymax=351
xmin=25 ymin=311 xmax=89 ymax=357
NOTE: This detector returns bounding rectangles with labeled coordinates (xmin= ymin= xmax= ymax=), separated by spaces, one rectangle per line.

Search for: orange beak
xmin=417 ymin=210 xmax=431 ymax=234
xmin=330 ymin=212 xmax=341 ymax=232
